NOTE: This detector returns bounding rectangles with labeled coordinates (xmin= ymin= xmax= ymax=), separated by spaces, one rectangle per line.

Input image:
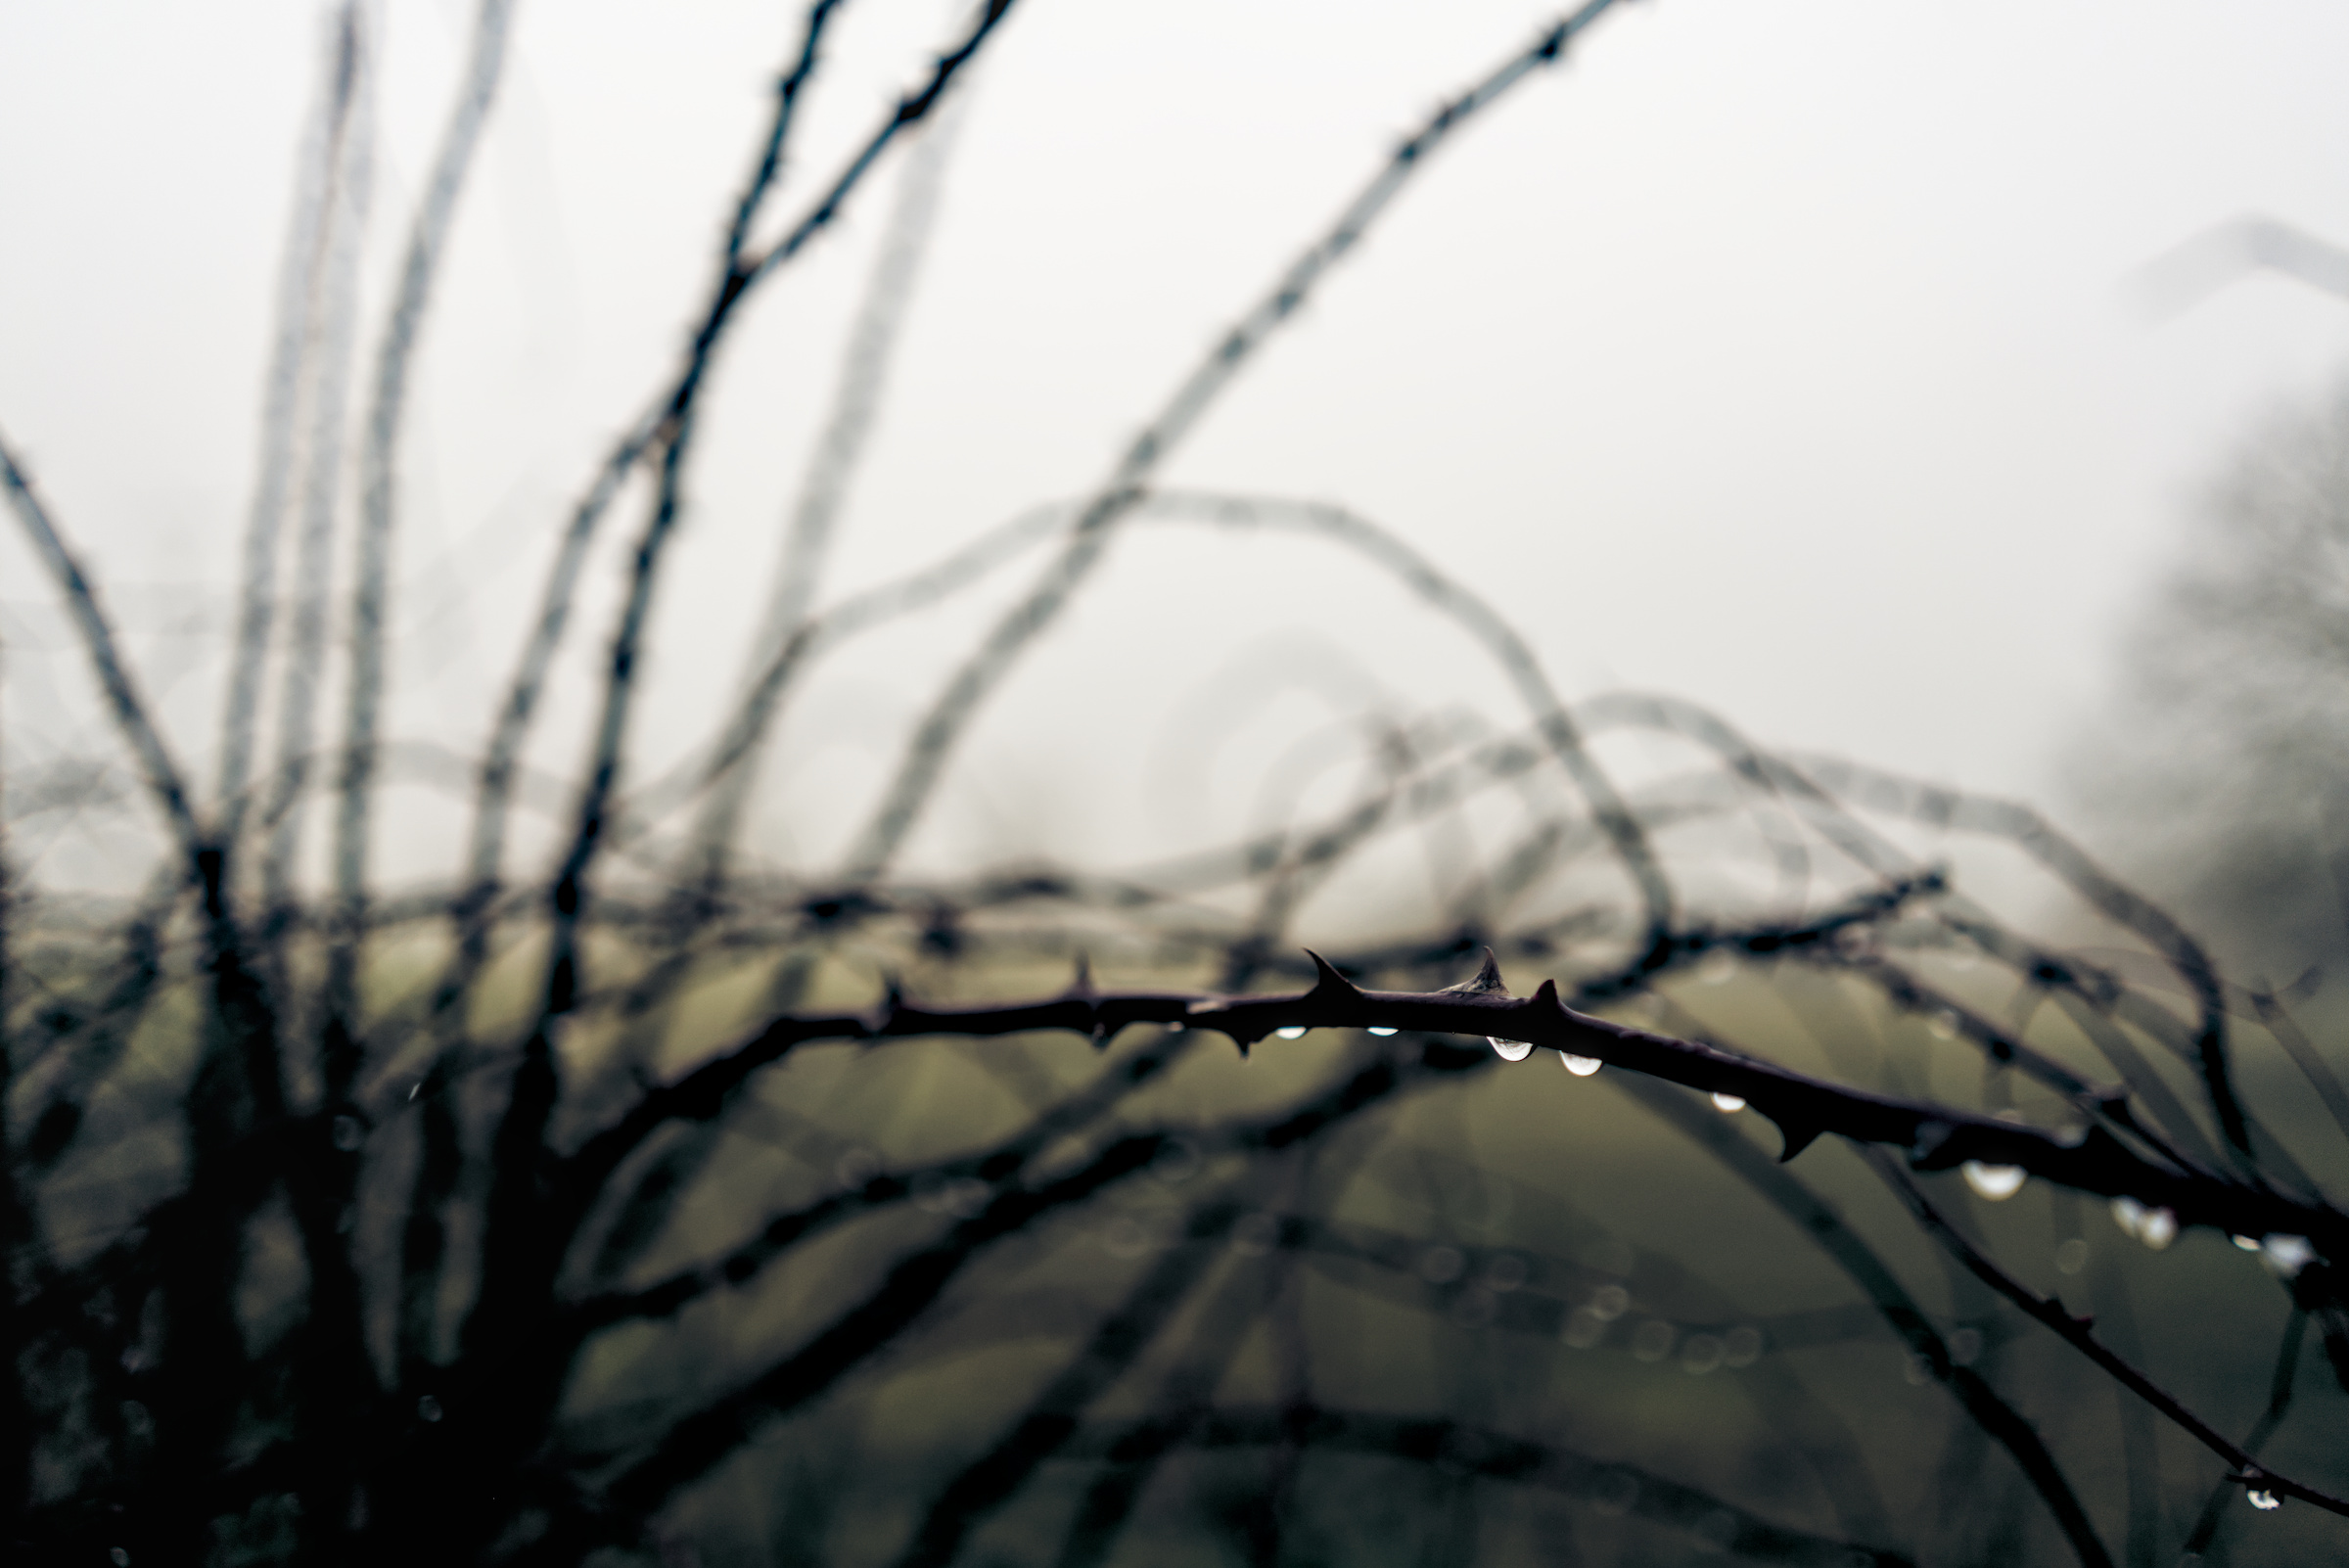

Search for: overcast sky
xmin=6 ymin=0 xmax=2349 ymax=895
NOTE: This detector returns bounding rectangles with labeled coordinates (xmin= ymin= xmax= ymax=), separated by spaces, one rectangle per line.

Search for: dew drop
xmin=1274 ymin=1026 xmax=1307 ymax=1040
xmin=1711 ymin=1092 xmax=1746 ymax=1114
xmin=1961 ymin=1161 xmax=2024 ymax=1201
xmin=2262 ymin=1234 xmax=2316 ymax=1277
xmin=2247 ymin=1489 xmax=2281 ymax=1511
xmin=2110 ymin=1196 xmax=2146 ymax=1237
xmin=1487 ymin=1037 xmax=1534 ymax=1063
xmin=2139 ymin=1208 xmax=2178 ymax=1251
xmin=331 ymin=1115 xmax=364 ymax=1152
xmin=2233 ymin=1234 xmax=2262 ymax=1252
xmin=1558 ymin=1051 xmax=1602 ymax=1076
xmin=1367 ymin=1026 xmax=1398 ymax=1037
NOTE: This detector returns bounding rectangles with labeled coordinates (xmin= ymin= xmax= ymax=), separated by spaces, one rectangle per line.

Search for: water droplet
xmin=1711 ymin=1092 xmax=1745 ymax=1114
xmin=331 ymin=1115 xmax=364 ymax=1152
xmin=1558 ymin=1051 xmax=1601 ymax=1076
xmin=1274 ymin=1026 xmax=1307 ymax=1040
xmin=2247 ymin=1489 xmax=2281 ymax=1511
xmin=1418 ymin=1246 xmax=1465 ymax=1284
xmin=1589 ymin=1283 xmax=1630 ymax=1320
xmin=1681 ymin=1333 xmax=1724 ymax=1373
xmin=1487 ymin=1037 xmax=1533 ymax=1062
xmin=1948 ymin=1327 xmax=1983 ymax=1366
xmin=417 ymin=1395 xmax=442 ymax=1423
xmin=1961 ymin=1161 xmax=2024 ymax=1201
xmin=1926 ymin=1010 xmax=1959 ymax=1039
xmin=2234 ymin=1234 xmax=2263 ymax=1252
xmin=2139 ymin=1208 xmax=2178 ymax=1250
xmin=1699 ymin=949 xmax=1736 ymax=985
xmin=1367 ymin=1026 xmax=1397 ymax=1037
xmin=1723 ymin=1326 xmax=1764 ymax=1367
xmin=1631 ymin=1320 xmax=1676 ymax=1361
xmin=2110 ymin=1196 xmax=2146 ymax=1237
xmin=2054 ymin=1238 xmax=2090 ymax=1274
xmin=2262 ymin=1234 xmax=2316 ymax=1277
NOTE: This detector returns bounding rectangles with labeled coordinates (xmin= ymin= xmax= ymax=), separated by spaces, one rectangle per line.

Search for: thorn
xmin=1303 ymin=948 xmax=1360 ymax=998
xmin=2071 ymin=1313 xmax=2096 ymax=1331
xmin=1443 ymin=946 xmax=1508 ymax=996
xmin=1530 ymin=977 xmax=1562 ymax=1012
xmin=1773 ymin=1120 xmax=1822 ymax=1163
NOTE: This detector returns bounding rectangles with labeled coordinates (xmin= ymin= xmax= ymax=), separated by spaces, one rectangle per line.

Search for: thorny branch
xmin=8 ymin=3 xmax=2349 ymax=1566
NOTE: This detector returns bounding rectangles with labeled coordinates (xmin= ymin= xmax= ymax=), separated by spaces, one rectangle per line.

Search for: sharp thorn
xmin=1773 ymin=1120 xmax=1822 ymax=1163
xmin=1443 ymin=946 xmax=1508 ymax=996
xmin=1304 ymin=948 xmax=1359 ymax=994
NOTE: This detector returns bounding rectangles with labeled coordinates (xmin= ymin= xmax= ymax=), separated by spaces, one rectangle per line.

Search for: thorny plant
xmin=4 ymin=3 xmax=2347 ymax=1565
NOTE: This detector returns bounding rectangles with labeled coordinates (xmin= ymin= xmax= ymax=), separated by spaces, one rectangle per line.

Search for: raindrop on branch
xmin=1961 ymin=1162 xmax=2025 ymax=1201
xmin=2140 ymin=1208 xmax=2178 ymax=1250
xmin=1367 ymin=1026 xmax=1397 ymax=1037
xmin=1711 ymin=1092 xmax=1745 ymax=1113
xmin=1274 ymin=1026 xmax=1307 ymax=1040
xmin=1558 ymin=1051 xmax=1601 ymax=1076
xmin=2247 ymin=1490 xmax=2281 ymax=1511
xmin=2262 ymin=1234 xmax=2316 ymax=1277
xmin=1488 ymin=1037 xmax=1534 ymax=1063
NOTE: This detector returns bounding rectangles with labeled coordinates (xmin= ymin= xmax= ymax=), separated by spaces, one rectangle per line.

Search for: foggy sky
xmin=5 ymin=0 xmax=2349 ymax=895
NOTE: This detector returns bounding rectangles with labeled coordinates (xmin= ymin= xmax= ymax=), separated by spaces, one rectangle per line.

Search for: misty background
xmin=6 ymin=0 xmax=2349 ymax=937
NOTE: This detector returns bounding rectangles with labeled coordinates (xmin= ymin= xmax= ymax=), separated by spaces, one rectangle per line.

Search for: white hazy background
xmin=6 ymin=0 xmax=2349 ymax=900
